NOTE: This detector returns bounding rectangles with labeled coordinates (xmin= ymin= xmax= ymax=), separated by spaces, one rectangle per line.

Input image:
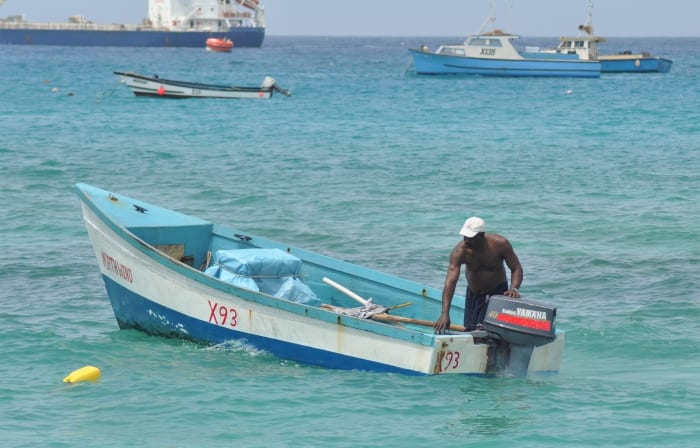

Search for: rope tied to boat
xmin=321 ymin=300 xmax=389 ymax=319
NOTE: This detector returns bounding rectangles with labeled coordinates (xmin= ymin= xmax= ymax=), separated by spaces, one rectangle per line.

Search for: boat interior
xmin=123 ymin=212 xmax=449 ymax=329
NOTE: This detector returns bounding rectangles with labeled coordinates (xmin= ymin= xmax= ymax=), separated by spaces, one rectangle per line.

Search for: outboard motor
xmin=481 ymin=295 xmax=557 ymax=376
xmin=261 ymin=76 xmax=292 ymax=97
xmin=261 ymin=76 xmax=276 ymax=89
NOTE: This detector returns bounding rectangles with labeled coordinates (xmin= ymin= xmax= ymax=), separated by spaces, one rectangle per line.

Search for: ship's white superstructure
xmin=0 ymin=0 xmax=266 ymax=47
xmin=148 ymin=0 xmax=265 ymax=32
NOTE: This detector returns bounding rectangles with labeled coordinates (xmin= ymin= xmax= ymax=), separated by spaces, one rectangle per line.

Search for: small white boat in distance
xmin=114 ymin=71 xmax=291 ymax=99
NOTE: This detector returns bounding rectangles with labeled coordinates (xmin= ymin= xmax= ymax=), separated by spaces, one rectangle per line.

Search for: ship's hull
xmin=0 ymin=27 xmax=264 ymax=47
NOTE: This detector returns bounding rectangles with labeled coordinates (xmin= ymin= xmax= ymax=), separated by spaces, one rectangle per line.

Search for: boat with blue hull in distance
xmin=409 ymin=29 xmax=600 ymax=78
xmin=536 ymin=1 xmax=672 ymax=74
xmin=114 ymin=71 xmax=291 ymax=99
xmin=75 ymin=183 xmax=565 ymax=376
xmin=599 ymin=52 xmax=672 ymax=74
xmin=542 ymin=35 xmax=672 ymax=74
xmin=0 ymin=0 xmax=265 ymax=48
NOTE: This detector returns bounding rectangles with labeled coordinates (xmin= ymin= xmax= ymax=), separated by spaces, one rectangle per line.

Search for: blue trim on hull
xmin=0 ymin=28 xmax=264 ymax=47
xmin=440 ymin=63 xmax=598 ymax=77
xmin=102 ymin=276 xmax=422 ymax=375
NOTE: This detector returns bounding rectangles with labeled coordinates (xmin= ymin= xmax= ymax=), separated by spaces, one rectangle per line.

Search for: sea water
xmin=0 ymin=36 xmax=698 ymax=447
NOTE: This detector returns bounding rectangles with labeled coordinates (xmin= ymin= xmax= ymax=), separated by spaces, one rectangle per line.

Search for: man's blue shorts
xmin=464 ymin=282 xmax=508 ymax=331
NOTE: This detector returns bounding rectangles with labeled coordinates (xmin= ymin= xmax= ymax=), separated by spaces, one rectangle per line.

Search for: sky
xmin=1 ymin=0 xmax=697 ymax=37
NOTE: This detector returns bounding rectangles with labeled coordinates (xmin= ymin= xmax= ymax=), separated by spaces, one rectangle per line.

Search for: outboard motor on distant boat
xmin=479 ymin=295 xmax=557 ymax=376
xmin=261 ymin=76 xmax=292 ymax=97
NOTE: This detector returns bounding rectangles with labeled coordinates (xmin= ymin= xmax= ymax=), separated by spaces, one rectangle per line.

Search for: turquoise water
xmin=1 ymin=36 xmax=699 ymax=447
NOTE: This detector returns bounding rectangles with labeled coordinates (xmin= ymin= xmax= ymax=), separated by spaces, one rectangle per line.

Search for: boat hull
xmin=101 ymin=276 xmax=465 ymax=374
xmin=114 ymin=72 xmax=276 ymax=99
xmin=409 ymin=48 xmax=600 ymax=78
xmin=548 ymin=33 xmax=673 ymax=74
xmin=76 ymin=183 xmax=565 ymax=376
xmin=205 ymin=37 xmax=234 ymax=52
xmin=0 ymin=28 xmax=264 ymax=47
xmin=599 ymin=56 xmax=673 ymax=73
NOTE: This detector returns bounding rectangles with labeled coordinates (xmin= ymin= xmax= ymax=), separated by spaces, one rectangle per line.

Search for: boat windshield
xmin=560 ymin=40 xmax=587 ymax=49
xmin=438 ymin=46 xmax=466 ymax=56
xmin=468 ymin=38 xmax=503 ymax=47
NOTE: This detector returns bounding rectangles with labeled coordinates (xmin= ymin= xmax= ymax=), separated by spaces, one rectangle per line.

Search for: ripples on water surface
xmin=1 ymin=37 xmax=698 ymax=447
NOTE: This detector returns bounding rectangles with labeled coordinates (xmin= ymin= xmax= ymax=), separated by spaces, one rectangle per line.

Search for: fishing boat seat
xmin=204 ymin=249 xmax=321 ymax=305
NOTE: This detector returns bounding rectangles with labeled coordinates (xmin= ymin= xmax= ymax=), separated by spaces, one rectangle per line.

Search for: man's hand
xmin=504 ymin=288 xmax=521 ymax=299
xmin=434 ymin=314 xmax=451 ymax=334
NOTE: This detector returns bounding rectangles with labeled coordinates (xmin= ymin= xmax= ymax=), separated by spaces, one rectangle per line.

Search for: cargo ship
xmin=0 ymin=0 xmax=265 ymax=47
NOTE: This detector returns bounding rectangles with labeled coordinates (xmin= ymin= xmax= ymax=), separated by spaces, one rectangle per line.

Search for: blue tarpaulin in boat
xmin=205 ymin=249 xmax=321 ymax=305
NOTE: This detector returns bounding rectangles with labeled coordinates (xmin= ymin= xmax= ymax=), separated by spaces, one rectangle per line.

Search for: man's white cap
xmin=459 ymin=217 xmax=485 ymax=238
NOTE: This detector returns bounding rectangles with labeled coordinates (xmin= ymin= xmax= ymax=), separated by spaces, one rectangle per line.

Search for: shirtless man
xmin=434 ymin=217 xmax=523 ymax=334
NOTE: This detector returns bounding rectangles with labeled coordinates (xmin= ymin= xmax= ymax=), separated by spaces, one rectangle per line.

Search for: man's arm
xmin=502 ymin=239 xmax=523 ymax=298
xmin=435 ymin=246 xmax=462 ymax=333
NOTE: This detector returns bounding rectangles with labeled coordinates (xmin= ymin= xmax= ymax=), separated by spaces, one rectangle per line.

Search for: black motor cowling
xmin=482 ymin=295 xmax=556 ymax=347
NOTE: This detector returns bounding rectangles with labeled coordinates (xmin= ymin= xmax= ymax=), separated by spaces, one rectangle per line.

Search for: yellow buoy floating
xmin=63 ymin=365 xmax=101 ymax=383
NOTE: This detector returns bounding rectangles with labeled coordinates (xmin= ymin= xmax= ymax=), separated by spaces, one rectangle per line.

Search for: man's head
xmin=460 ymin=217 xmax=485 ymax=247
xmin=459 ymin=217 xmax=485 ymax=238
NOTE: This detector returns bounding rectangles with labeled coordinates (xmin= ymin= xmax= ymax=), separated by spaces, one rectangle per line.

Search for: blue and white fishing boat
xmin=537 ymin=1 xmax=672 ymax=74
xmin=408 ymin=29 xmax=600 ymax=78
xmin=408 ymin=1 xmax=603 ymax=81
xmin=598 ymin=51 xmax=672 ymax=74
xmin=408 ymin=1 xmax=599 ymax=78
xmin=543 ymin=34 xmax=672 ymax=74
xmin=76 ymin=183 xmax=565 ymax=376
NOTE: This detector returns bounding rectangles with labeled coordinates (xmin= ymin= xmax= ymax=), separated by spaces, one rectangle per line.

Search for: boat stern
xmin=430 ymin=334 xmax=490 ymax=374
xmin=599 ymin=55 xmax=673 ymax=73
